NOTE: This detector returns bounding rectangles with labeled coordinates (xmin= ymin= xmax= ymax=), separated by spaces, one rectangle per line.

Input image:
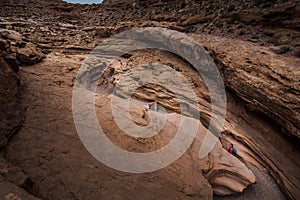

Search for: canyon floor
xmin=3 ymin=51 xmax=287 ymax=200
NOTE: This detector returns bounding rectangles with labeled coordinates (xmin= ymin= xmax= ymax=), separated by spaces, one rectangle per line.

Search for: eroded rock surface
xmin=192 ymin=34 xmax=300 ymax=139
xmin=0 ymin=28 xmax=44 ymax=199
xmin=0 ymin=0 xmax=299 ymax=56
xmin=0 ymin=57 xmax=21 ymax=147
xmin=0 ymin=180 xmax=39 ymax=200
xmin=191 ymin=34 xmax=300 ymax=200
xmin=0 ymin=0 xmax=298 ymax=200
xmin=0 ymin=29 xmax=23 ymax=150
xmin=89 ymin=31 xmax=299 ymax=199
xmin=3 ymin=29 xmax=299 ymax=200
xmin=5 ymin=52 xmax=256 ymax=199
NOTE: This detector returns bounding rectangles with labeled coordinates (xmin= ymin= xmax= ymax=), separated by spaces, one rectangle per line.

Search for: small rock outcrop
xmin=16 ymin=42 xmax=44 ymax=65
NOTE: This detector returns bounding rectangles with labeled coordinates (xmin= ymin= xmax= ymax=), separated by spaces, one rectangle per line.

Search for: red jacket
xmin=228 ymin=147 xmax=233 ymax=154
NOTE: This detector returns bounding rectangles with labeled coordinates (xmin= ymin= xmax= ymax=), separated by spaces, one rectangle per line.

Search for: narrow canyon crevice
xmin=1 ymin=32 xmax=299 ymax=200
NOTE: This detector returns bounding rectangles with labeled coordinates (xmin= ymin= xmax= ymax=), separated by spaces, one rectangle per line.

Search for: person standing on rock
xmin=228 ymin=144 xmax=237 ymax=156
xmin=149 ymin=102 xmax=156 ymax=111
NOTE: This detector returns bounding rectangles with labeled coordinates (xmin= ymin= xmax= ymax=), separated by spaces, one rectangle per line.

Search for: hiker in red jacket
xmin=228 ymin=144 xmax=237 ymax=156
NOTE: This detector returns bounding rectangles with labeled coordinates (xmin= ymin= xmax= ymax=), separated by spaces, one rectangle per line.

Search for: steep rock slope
xmin=94 ymin=31 xmax=299 ymax=199
xmin=191 ymin=34 xmax=299 ymax=139
xmin=191 ymin=34 xmax=300 ymax=200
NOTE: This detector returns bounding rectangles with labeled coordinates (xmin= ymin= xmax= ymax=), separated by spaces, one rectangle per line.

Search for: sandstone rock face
xmin=0 ymin=57 xmax=21 ymax=148
xmin=87 ymin=29 xmax=299 ymax=199
xmin=191 ymin=34 xmax=300 ymax=139
xmin=0 ymin=29 xmax=45 ymax=199
xmin=1 ymin=0 xmax=299 ymax=57
xmin=0 ymin=29 xmax=23 ymax=149
xmin=197 ymin=140 xmax=256 ymax=195
xmin=2 ymin=25 xmax=298 ymax=199
xmin=0 ymin=181 xmax=39 ymax=200
xmin=190 ymin=34 xmax=300 ymax=200
xmin=16 ymin=42 xmax=44 ymax=65
xmin=0 ymin=0 xmax=299 ymax=199
xmin=4 ymin=52 xmax=256 ymax=199
xmin=0 ymin=29 xmax=22 ymax=72
xmin=0 ymin=28 xmax=45 ymax=148
xmin=93 ymin=94 xmax=256 ymax=196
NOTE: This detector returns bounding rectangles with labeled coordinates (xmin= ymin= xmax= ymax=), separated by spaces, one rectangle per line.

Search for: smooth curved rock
xmin=93 ymin=94 xmax=256 ymax=196
xmin=95 ymin=36 xmax=299 ymax=199
xmin=93 ymin=49 xmax=256 ymax=195
xmin=191 ymin=34 xmax=300 ymax=200
xmin=0 ymin=0 xmax=299 ymax=199
xmin=5 ymin=52 xmax=255 ymax=199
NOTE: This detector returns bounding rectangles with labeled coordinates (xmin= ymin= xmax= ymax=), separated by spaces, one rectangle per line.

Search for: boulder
xmin=0 ymin=29 xmax=22 ymax=73
xmin=17 ymin=42 xmax=45 ymax=65
xmin=0 ymin=29 xmax=22 ymax=43
xmin=0 ymin=28 xmax=45 ymax=69
xmin=0 ymin=180 xmax=39 ymax=200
